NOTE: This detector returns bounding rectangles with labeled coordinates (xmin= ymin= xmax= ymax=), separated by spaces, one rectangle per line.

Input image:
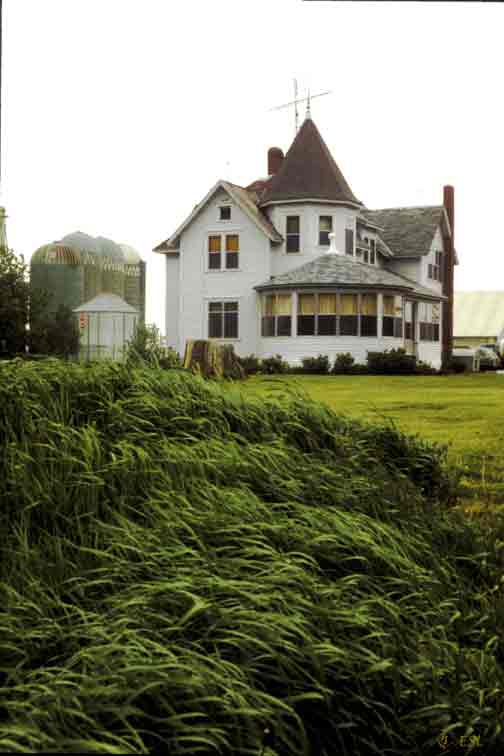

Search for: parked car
xmin=476 ymin=346 xmax=500 ymax=371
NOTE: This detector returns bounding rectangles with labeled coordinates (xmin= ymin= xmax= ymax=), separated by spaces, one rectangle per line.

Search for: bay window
xmin=340 ymin=294 xmax=358 ymax=335
xmin=297 ymin=294 xmax=316 ymax=335
xmin=261 ymin=294 xmax=292 ymax=337
xmin=419 ymin=302 xmax=440 ymax=341
xmin=383 ymin=295 xmax=403 ymax=337
xmin=317 ymin=293 xmax=337 ymax=335
xmin=360 ymin=294 xmax=377 ymax=336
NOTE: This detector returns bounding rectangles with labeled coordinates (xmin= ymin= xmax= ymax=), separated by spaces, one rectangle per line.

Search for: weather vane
xmin=269 ymin=79 xmax=332 ymax=136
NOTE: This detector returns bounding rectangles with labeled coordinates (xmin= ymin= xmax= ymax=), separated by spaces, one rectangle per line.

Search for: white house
xmin=154 ymin=116 xmax=457 ymax=369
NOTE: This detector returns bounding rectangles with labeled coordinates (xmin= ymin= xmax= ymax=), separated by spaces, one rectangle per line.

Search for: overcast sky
xmin=3 ymin=0 xmax=503 ymax=336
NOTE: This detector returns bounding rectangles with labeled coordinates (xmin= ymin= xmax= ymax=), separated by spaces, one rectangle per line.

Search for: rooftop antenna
xmin=269 ymin=81 xmax=331 ymax=137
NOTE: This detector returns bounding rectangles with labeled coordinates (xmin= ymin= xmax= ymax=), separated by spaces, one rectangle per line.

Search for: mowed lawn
xmin=226 ymin=372 xmax=504 ymax=517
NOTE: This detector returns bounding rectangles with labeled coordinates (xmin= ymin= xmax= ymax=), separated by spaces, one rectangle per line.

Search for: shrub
xmin=301 ymin=354 xmax=330 ymax=374
xmin=349 ymin=363 xmax=369 ymax=375
xmin=415 ymin=360 xmax=438 ymax=375
xmin=260 ymin=354 xmax=289 ymax=374
xmin=367 ymin=348 xmax=417 ymax=375
xmin=237 ymin=354 xmax=261 ymax=376
xmin=158 ymin=347 xmax=182 ymax=370
xmin=332 ymin=352 xmax=355 ymax=374
xmin=125 ymin=323 xmax=166 ymax=367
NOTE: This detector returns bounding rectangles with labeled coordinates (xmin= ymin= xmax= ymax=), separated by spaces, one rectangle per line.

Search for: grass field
xmin=2 ymin=360 xmax=504 ymax=754
xmin=226 ymin=373 xmax=504 ymax=520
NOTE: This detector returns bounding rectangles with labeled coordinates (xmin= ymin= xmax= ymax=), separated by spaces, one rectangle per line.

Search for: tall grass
xmin=1 ymin=358 xmax=503 ymax=754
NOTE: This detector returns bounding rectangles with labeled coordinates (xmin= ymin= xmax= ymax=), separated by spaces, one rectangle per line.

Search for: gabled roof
xmin=153 ymin=180 xmax=283 ymax=253
xmin=260 ymin=118 xmax=362 ymax=208
xmin=454 ymin=291 xmax=504 ymax=338
xmin=255 ymin=254 xmax=446 ymax=300
xmin=362 ymin=206 xmax=450 ymax=258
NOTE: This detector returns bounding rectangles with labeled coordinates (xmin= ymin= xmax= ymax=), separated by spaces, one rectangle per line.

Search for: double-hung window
xmin=345 ymin=228 xmax=354 ymax=256
xmin=340 ymin=294 xmax=358 ymax=335
xmin=297 ymin=294 xmax=338 ymax=336
xmin=319 ymin=216 xmax=332 ymax=246
xmin=286 ymin=216 xmax=300 ymax=253
xmin=419 ymin=302 xmax=440 ymax=341
xmin=208 ymin=236 xmax=221 ymax=270
xmin=383 ymin=295 xmax=403 ymax=337
xmin=208 ymin=301 xmax=238 ymax=339
xmin=208 ymin=234 xmax=239 ymax=270
xmin=435 ymin=251 xmax=443 ymax=282
xmin=369 ymin=239 xmax=376 ymax=265
xmin=225 ymin=234 xmax=239 ymax=269
xmin=360 ymin=294 xmax=377 ymax=336
xmin=261 ymin=294 xmax=292 ymax=337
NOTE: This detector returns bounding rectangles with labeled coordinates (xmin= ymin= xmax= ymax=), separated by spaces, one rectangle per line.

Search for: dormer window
xmin=219 ymin=206 xmax=231 ymax=221
xmin=319 ymin=216 xmax=332 ymax=246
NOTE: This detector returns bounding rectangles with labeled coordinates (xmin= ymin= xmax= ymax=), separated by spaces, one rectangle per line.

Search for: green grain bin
xmin=120 ymin=244 xmax=146 ymax=326
xmin=30 ymin=243 xmax=86 ymax=316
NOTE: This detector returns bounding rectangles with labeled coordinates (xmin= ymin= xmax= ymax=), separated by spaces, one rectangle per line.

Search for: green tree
xmin=29 ymin=304 xmax=80 ymax=358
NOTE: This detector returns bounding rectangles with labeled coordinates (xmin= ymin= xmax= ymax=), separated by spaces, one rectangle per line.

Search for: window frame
xmin=208 ymin=299 xmax=239 ymax=340
xmin=318 ymin=215 xmax=333 ymax=247
xmin=219 ymin=205 xmax=231 ymax=221
xmin=286 ymin=216 xmax=300 ymax=253
xmin=261 ymin=293 xmax=292 ymax=337
xmin=206 ymin=232 xmax=240 ymax=271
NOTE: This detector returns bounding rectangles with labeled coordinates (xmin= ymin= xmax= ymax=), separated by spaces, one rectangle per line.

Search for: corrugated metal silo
xmin=120 ymin=244 xmax=146 ymax=326
xmin=96 ymin=237 xmax=125 ymax=298
xmin=30 ymin=244 xmax=85 ymax=316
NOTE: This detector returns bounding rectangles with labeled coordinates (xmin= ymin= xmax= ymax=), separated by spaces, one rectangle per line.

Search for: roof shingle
xmin=255 ymin=254 xmax=446 ymax=300
xmin=260 ymin=118 xmax=362 ymax=207
xmin=362 ymin=206 xmax=445 ymax=257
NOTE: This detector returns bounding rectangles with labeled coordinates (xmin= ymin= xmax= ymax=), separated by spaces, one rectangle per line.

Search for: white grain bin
xmin=74 ymin=292 xmax=139 ymax=361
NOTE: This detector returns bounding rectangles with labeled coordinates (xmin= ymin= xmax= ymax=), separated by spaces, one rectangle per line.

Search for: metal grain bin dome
xmin=95 ymin=236 xmax=125 ymax=262
xmin=119 ymin=244 xmax=142 ymax=265
xmin=30 ymin=243 xmax=86 ymax=316
xmin=31 ymin=243 xmax=83 ymax=265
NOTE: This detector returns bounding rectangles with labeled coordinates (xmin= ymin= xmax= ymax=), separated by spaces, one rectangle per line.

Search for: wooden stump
xmin=183 ymin=340 xmax=245 ymax=380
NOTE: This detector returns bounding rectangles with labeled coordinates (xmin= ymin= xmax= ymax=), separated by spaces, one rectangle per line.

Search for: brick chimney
xmin=268 ymin=147 xmax=284 ymax=176
xmin=442 ymin=185 xmax=455 ymax=367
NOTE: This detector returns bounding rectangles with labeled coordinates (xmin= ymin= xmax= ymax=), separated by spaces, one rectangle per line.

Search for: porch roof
xmin=254 ymin=254 xmax=446 ymax=300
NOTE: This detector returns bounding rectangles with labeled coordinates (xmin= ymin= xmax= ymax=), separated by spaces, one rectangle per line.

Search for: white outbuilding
xmin=74 ymin=292 xmax=140 ymax=361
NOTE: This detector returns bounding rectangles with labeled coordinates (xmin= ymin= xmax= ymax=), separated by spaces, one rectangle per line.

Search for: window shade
xmin=298 ymin=294 xmax=316 ymax=315
xmin=340 ymin=294 xmax=358 ymax=315
xmin=318 ymin=294 xmax=337 ymax=314
xmin=361 ymin=294 xmax=377 ymax=315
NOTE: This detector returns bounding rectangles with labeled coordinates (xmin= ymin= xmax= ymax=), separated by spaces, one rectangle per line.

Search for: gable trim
xmin=153 ymin=180 xmax=282 ymax=254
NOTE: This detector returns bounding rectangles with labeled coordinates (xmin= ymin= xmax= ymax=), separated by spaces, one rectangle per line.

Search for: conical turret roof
xmin=260 ymin=118 xmax=362 ymax=207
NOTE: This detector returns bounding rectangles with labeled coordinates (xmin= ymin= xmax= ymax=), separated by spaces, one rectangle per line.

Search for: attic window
xmin=219 ymin=206 xmax=231 ymax=221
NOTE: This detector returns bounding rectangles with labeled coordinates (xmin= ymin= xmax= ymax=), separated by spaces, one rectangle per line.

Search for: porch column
xmin=377 ymin=293 xmax=383 ymax=338
xmin=292 ymin=291 xmax=298 ymax=337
